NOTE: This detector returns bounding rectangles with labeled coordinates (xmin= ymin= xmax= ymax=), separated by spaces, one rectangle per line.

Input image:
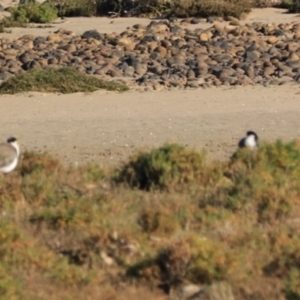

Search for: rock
xmin=48 ymin=58 xmax=58 ymax=65
xmin=147 ymin=22 xmax=169 ymax=33
xmin=117 ymin=37 xmax=135 ymax=51
xmin=19 ymin=52 xmax=32 ymax=64
xmin=294 ymin=29 xmax=300 ymax=39
xmin=3 ymin=49 xmax=18 ymax=56
xmin=288 ymin=52 xmax=299 ymax=61
xmin=207 ymin=16 xmax=220 ymax=23
xmin=22 ymin=60 xmax=41 ymax=70
xmin=286 ymin=42 xmax=299 ymax=52
xmin=124 ymin=66 xmax=135 ymax=77
xmin=0 ymin=72 xmax=12 ymax=80
xmin=100 ymin=251 xmax=114 ymax=266
xmin=267 ymin=36 xmax=278 ymax=44
xmin=2 ymin=18 xmax=300 ymax=90
xmin=171 ymin=283 xmax=202 ymax=300
xmin=33 ymin=36 xmax=47 ymax=47
xmin=54 ymin=28 xmax=75 ymax=36
xmin=134 ymin=63 xmax=147 ymax=75
xmin=229 ymin=19 xmax=241 ymax=26
xmin=132 ymin=24 xmax=147 ymax=30
xmin=239 ymin=12 xmax=248 ymax=20
xmin=245 ymin=50 xmax=260 ymax=62
xmin=47 ymin=34 xmax=63 ymax=43
xmin=224 ymin=25 xmax=236 ymax=33
xmin=59 ymin=44 xmax=77 ymax=53
xmin=263 ymin=66 xmax=274 ymax=76
xmin=188 ymin=282 xmax=235 ymax=300
xmin=82 ymin=30 xmax=101 ymax=40
xmin=199 ymin=32 xmax=210 ymax=42
xmin=191 ymin=18 xmax=201 ymax=24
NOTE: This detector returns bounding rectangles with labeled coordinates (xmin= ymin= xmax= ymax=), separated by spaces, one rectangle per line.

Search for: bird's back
xmin=0 ymin=143 xmax=17 ymax=168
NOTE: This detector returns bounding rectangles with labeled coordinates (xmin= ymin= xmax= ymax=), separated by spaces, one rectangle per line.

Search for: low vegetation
xmin=0 ymin=67 xmax=129 ymax=94
xmin=2 ymin=0 xmax=286 ymax=25
xmin=281 ymin=0 xmax=300 ymax=12
xmin=1 ymin=140 xmax=300 ymax=298
xmin=1 ymin=2 xmax=57 ymax=29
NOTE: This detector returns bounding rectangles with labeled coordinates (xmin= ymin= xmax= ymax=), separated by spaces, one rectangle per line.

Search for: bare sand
xmin=0 ymin=6 xmax=300 ymax=166
xmin=0 ymin=84 xmax=299 ymax=166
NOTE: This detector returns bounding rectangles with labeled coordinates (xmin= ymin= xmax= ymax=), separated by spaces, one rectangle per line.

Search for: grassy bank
xmin=0 ymin=68 xmax=129 ymax=94
xmin=1 ymin=141 xmax=300 ymax=299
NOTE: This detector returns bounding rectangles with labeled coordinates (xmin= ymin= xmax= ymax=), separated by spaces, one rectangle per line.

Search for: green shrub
xmin=9 ymin=2 xmax=58 ymax=24
xmin=20 ymin=151 xmax=62 ymax=176
xmin=201 ymin=140 xmax=300 ymax=222
xmin=264 ymin=229 xmax=300 ymax=299
xmin=0 ymin=67 xmax=129 ymax=94
xmin=128 ymin=233 xmax=236 ymax=285
xmin=96 ymin=0 xmax=252 ymax=18
xmin=280 ymin=0 xmax=300 ymax=12
xmin=172 ymin=0 xmax=252 ymax=18
xmin=117 ymin=144 xmax=212 ymax=191
xmin=46 ymin=0 xmax=96 ymax=17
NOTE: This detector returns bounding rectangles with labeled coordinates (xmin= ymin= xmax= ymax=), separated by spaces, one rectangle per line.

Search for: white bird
xmin=238 ymin=131 xmax=258 ymax=150
xmin=0 ymin=137 xmax=20 ymax=174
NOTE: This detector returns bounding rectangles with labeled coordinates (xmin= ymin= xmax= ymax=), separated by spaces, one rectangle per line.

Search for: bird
xmin=0 ymin=137 xmax=20 ymax=174
xmin=238 ymin=131 xmax=259 ymax=150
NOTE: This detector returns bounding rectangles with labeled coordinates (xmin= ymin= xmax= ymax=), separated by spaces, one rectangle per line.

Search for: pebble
xmin=1 ymin=21 xmax=300 ymax=90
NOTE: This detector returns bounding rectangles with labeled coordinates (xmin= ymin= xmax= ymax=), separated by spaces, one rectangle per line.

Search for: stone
xmin=82 ymin=30 xmax=101 ymax=40
xmin=199 ymin=32 xmax=210 ymax=42
xmin=267 ymin=36 xmax=278 ymax=44
xmin=288 ymin=52 xmax=300 ymax=61
xmin=0 ymin=72 xmax=12 ymax=80
xmin=33 ymin=36 xmax=47 ymax=47
xmin=47 ymin=34 xmax=63 ymax=43
xmin=229 ymin=19 xmax=241 ymax=26
xmin=117 ymin=37 xmax=135 ymax=51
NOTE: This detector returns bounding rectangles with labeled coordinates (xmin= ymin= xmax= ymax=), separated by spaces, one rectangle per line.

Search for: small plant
xmin=129 ymin=233 xmax=236 ymax=285
xmin=8 ymin=2 xmax=58 ymax=24
xmin=117 ymin=144 xmax=212 ymax=191
xmin=281 ymin=0 xmax=300 ymax=12
xmin=138 ymin=206 xmax=180 ymax=235
xmin=46 ymin=0 xmax=97 ymax=17
xmin=264 ymin=229 xmax=300 ymax=299
xmin=20 ymin=151 xmax=62 ymax=176
xmin=0 ymin=67 xmax=129 ymax=94
xmin=202 ymin=140 xmax=300 ymax=223
xmin=96 ymin=0 xmax=252 ymax=18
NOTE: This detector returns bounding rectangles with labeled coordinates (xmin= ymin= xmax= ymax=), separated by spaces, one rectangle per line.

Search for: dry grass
xmin=0 ymin=67 xmax=129 ymax=94
xmin=1 ymin=140 xmax=300 ymax=298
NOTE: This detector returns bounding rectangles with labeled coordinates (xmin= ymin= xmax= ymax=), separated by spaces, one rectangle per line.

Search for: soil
xmin=0 ymin=84 xmax=299 ymax=166
xmin=0 ymin=4 xmax=300 ymax=166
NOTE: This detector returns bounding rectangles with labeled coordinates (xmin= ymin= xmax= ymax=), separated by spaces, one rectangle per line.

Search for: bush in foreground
xmin=117 ymin=144 xmax=222 ymax=191
xmin=2 ymin=2 xmax=57 ymax=27
xmin=0 ymin=141 xmax=300 ymax=298
xmin=0 ymin=67 xmax=129 ymax=94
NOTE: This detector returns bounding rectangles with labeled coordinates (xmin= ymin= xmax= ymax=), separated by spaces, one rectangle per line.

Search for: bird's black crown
xmin=7 ymin=137 xmax=17 ymax=143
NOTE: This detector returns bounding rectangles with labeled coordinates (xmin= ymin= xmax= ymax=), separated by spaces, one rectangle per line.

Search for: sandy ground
xmin=0 ymin=5 xmax=300 ymax=166
xmin=0 ymin=84 xmax=299 ymax=166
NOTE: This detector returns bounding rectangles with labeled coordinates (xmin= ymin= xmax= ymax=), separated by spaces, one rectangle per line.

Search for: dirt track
xmin=0 ymin=84 xmax=299 ymax=166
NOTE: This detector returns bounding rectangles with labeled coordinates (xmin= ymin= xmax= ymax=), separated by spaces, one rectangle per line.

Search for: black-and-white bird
xmin=238 ymin=131 xmax=259 ymax=150
xmin=0 ymin=137 xmax=20 ymax=174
